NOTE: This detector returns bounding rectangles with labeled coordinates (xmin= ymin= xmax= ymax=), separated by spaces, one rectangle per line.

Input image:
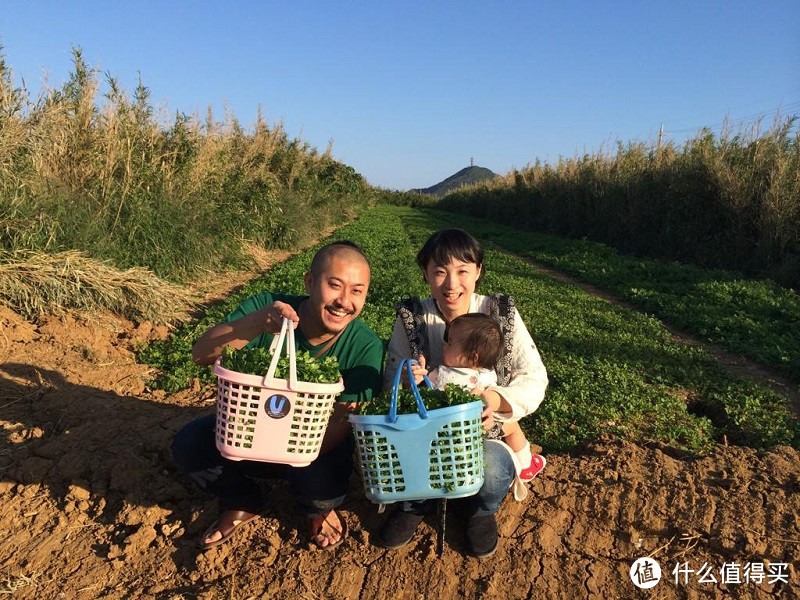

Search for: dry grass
xmin=1 ymin=47 xmax=368 ymax=286
xmin=438 ymin=116 xmax=800 ymax=288
xmin=0 ymin=571 xmax=42 ymax=595
xmin=0 ymin=250 xmax=195 ymax=324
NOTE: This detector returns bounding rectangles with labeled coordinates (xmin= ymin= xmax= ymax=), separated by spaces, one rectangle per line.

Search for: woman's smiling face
xmin=424 ymin=257 xmax=482 ymax=321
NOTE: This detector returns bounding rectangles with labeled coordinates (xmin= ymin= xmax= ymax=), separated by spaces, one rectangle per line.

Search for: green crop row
xmin=418 ymin=209 xmax=800 ymax=382
xmin=141 ymin=205 xmax=799 ymax=453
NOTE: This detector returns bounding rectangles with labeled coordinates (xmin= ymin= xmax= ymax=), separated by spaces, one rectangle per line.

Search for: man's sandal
xmin=307 ymin=509 xmax=348 ymax=550
xmin=199 ymin=509 xmax=259 ymax=551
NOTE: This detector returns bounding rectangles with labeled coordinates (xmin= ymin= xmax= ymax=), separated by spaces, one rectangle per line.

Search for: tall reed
xmin=439 ymin=118 xmax=800 ymax=289
xmin=0 ymin=47 xmax=368 ymax=282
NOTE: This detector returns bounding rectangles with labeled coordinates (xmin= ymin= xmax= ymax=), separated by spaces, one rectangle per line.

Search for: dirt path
xmin=1 ymin=262 xmax=799 ymax=598
xmin=508 ymin=252 xmax=800 ymax=408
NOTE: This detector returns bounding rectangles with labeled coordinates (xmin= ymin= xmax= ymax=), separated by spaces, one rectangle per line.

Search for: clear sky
xmin=3 ymin=1 xmax=799 ymax=190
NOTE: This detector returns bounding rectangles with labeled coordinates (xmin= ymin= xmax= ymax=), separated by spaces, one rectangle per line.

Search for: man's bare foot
xmin=199 ymin=509 xmax=258 ymax=551
xmin=308 ymin=509 xmax=348 ymax=549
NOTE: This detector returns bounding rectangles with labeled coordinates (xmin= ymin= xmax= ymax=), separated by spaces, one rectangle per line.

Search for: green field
xmin=141 ymin=205 xmax=800 ymax=455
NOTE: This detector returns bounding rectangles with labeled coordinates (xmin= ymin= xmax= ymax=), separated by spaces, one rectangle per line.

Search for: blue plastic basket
xmin=349 ymin=358 xmax=485 ymax=504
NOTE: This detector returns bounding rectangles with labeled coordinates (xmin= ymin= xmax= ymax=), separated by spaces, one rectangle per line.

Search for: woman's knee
xmin=481 ymin=441 xmax=515 ymax=493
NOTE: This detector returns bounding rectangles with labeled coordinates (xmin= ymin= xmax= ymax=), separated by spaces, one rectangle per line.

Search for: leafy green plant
xmin=221 ymin=345 xmax=340 ymax=384
xmin=421 ymin=208 xmax=800 ymax=382
xmin=355 ymin=384 xmax=479 ymax=415
xmin=141 ymin=205 xmax=800 ymax=454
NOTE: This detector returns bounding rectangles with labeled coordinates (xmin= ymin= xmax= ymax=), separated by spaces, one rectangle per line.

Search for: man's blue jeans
xmin=400 ymin=439 xmax=515 ymax=516
xmin=171 ymin=414 xmax=353 ymax=517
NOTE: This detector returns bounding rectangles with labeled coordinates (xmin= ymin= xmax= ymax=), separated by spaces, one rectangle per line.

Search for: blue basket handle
xmin=389 ymin=358 xmax=433 ymax=423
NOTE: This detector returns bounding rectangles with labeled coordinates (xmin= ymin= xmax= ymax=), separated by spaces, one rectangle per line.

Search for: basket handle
xmin=263 ymin=317 xmax=298 ymax=388
xmin=389 ymin=358 xmax=433 ymax=423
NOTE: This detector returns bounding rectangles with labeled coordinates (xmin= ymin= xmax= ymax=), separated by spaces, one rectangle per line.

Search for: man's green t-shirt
xmin=225 ymin=292 xmax=384 ymax=405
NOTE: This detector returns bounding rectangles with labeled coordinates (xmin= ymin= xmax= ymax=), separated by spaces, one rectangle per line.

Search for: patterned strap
xmin=489 ymin=293 xmax=515 ymax=387
xmin=396 ymin=297 xmax=429 ymax=361
xmin=486 ymin=293 xmax=515 ymax=440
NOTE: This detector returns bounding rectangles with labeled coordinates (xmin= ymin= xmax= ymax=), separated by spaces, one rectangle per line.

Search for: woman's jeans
xmin=171 ymin=414 xmax=353 ymax=517
xmin=400 ymin=439 xmax=516 ymax=517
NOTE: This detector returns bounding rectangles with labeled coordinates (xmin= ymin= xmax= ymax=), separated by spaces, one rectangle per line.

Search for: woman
xmin=377 ymin=228 xmax=549 ymax=558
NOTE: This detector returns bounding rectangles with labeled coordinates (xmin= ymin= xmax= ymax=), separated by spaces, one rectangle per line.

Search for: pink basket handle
xmin=263 ymin=317 xmax=297 ymax=389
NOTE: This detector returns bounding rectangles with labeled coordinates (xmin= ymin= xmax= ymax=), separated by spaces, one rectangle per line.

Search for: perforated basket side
xmin=428 ymin=413 xmax=484 ymax=493
xmin=216 ymin=379 xmax=264 ymax=450
xmin=350 ymin=401 xmax=485 ymax=502
xmin=286 ymin=391 xmax=337 ymax=455
xmin=214 ymin=372 xmax=340 ymax=465
xmin=352 ymin=428 xmax=406 ymax=498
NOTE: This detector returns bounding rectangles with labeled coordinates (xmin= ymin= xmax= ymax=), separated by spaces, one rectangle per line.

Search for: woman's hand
xmin=477 ymin=389 xmax=502 ymax=431
xmin=259 ymin=301 xmax=300 ymax=334
xmin=401 ymin=354 xmax=428 ymax=388
xmin=480 ymin=403 xmax=495 ymax=431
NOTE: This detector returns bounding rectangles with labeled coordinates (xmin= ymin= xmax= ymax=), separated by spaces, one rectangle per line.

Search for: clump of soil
xmin=1 ymin=302 xmax=798 ymax=599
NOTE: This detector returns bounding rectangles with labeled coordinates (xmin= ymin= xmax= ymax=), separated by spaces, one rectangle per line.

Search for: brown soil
xmin=1 ymin=273 xmax=799 ymax=599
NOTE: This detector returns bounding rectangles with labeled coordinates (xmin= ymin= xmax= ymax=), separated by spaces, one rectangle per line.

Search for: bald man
xmin=173 ymin=241 xmax=384 ymax=551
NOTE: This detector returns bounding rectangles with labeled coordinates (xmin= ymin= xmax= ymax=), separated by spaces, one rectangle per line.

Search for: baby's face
xmin=442 ymin=324 xmax=472 ymax=368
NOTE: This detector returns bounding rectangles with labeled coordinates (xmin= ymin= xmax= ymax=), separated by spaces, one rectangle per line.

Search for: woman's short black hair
xmin=416 ymin=229 xmax=484 ymax=273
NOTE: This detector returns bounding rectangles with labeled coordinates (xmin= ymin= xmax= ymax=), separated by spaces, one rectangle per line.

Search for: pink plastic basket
xmin=212 ymin=318 xmax=344 ymax=466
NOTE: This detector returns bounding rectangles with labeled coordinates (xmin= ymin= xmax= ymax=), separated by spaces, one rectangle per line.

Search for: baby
xmin=428 ymin=312 xmax=545 ymax=482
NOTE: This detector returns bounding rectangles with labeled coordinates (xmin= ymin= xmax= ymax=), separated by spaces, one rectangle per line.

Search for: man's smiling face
xmin=303 ymin=247 xmax=370 ymax=337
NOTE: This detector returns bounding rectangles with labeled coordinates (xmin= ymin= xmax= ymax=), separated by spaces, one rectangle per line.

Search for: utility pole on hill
xmin=470 ymin=157 xmax=474 ymax=167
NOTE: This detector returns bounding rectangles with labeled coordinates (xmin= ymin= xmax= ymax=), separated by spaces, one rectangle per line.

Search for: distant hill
xmin=414 ymin=165 xmax=497 ymax=197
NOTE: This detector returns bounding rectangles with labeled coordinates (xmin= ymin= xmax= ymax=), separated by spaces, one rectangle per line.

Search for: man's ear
xmin=303 ymin=271 xmax=313 ymax=293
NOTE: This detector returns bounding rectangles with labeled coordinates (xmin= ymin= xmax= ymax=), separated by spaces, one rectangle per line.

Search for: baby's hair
xmin=445 ymin=313 xmax=502 ymax=369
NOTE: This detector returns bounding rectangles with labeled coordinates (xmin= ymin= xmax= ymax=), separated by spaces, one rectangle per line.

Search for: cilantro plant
xmin=355 ymin=384 xmax=479 ymax=415
xmin=221 ymin=345 xmax=340 ymax=384
xmin=141 ymin=204 xmax=799 ymax=454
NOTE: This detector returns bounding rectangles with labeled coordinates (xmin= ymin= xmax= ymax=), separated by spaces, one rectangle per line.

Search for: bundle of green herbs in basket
xmin=349 ymin=358 xmax=485 ymax=504
xmin=213 ymin=318 xmax=343 ymax=466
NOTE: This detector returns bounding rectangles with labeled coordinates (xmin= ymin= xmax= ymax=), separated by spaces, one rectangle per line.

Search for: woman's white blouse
xmin=384 ymin=294 xmax=549 ymax=421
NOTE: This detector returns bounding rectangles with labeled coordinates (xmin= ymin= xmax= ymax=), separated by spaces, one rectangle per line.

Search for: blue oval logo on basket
xmin=265 ymin=394 xmax=291 ymax=419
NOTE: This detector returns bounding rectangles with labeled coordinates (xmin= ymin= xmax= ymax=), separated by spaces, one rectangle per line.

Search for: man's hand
xmin=260 ymin=301 xmax=300 ymax=334
xmin=192 ymin=301 xmax=300 ymax=365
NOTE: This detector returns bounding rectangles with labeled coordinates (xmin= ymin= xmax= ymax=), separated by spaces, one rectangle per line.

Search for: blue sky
xmin=3 ymin=1 xmax=799 ymax=190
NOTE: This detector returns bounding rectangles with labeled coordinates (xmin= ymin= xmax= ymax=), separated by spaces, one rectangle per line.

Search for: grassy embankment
xmin=0 ymin=47 xmax=369 ymax=321
xmin=142 ymin=205 xmax=800 ymax=454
